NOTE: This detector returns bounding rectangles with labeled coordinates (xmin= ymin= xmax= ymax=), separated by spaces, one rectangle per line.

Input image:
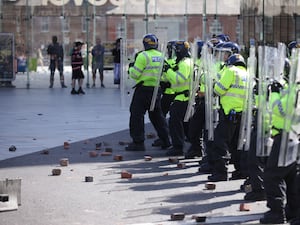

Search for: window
xmin=41 ymin=17 xmax=49 ymax=32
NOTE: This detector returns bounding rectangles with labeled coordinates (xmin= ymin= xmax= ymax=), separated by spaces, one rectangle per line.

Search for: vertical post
xmin=85 ymin=0 xmax=90 ymax=88
xmin=184 ymin=0 xmax=188 ymax=40
xmin=93 ymin=0 xmax=96 ymax=45
xmin=260 ymin=0 xmax=265 ymax=44
xmin=0 ymin=0 xmax=3 ymax=32
xmin=145 ymin=0 xmax=149 ymax=34
xmin=25 ymin=0 xmax=30 ymax=88
xmin=61 ymin=0 xmax=65 ymax=74
xmin=202 ymin=0 xmax=207 ymax=40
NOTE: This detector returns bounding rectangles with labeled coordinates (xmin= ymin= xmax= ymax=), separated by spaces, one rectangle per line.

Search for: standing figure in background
xmin=37 ymin=47 xmax=45 ymax=70
xmin=112 ymin=38 xmax=121 ymax=85
xmin=70 ymin=41 xmax=85 ymax=95
xmin=92 ymin=37 xmax=105 ymax=88
xmin=47 ymin=35 xmax=67 ymax=88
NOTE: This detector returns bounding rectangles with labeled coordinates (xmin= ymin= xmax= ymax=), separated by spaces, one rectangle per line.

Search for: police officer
xmin=260 ymin=58 xmax=299 ymax=224
xmin=185 ymin=40 xmax=205 ymax=158
xmin=125 ymin=34 xmax=171 ymax=151
xmin=208 ymin=53 xmax=248 ymax=182
xmin=162 ymin=41 xmax=193 ymax=156
xmin=152 ymin=41 xmax=176 ymax=148
xmin=47 ymin=35 xmax=67 ymax=88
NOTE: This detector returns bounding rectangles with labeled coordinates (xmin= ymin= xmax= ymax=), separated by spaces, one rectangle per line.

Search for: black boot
xmin=259 ymin=210 xmax=286 ymax=224
xmin=78 ymin=87 xmax=85 ymax=95
xmin=125 ymin=142 xmax=145 ymax=151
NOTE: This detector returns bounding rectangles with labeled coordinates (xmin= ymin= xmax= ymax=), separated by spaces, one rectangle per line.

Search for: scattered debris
xmin=146 ymin=132 xmax=156 ymax=139
xmin=170 ymin=212 xmax=185 ymax=221
xmin=177 ymin=162 xmax=186 ymax=168
xmin=101 ymin=152 xmax=112 ymax=156
xmin=113 ymin=155 xmax=123 ymax=161
xmin=52 ymin=169 xmax=61 ymax=176
xmin=85 ymin=176 xmax=93 ymax=182
xmin=89 ymin=151 xmax=99 ymax=157
xmin=41 ymin=150 xmax=49 ymax=155
xmin=239 ymin=203 xmax=250 ymax=211
xmin=105 ymin=147 xmax=113 ymax=152
xmin=121 ymin=171 xmax=132 ymax=179
xmin=0 ymin=194 xmax=9 ymax=202
xmin=63 ymin=142 xmax=70 ymax=149
xmin=9 ymin=145 xmax=17 ymax=152
xmin=168 ymin=157 xmax=179 ymax=163
xmin=59 ymin=158 xmax=69 ymax=166
xmin=205 ymin=182 xmax=216 ymax=190
xmin=144 ymin=155 xmax=152 ymax=161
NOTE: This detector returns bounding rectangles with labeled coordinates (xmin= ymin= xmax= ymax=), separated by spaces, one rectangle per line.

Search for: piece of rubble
xmin=144 ymin=155 xmax=152 ymax=161
xmin=89 ymin=151 xmax=99 ymax=157
xmin=105 ymin=147 xmax=113 ymax=152
xmin=52 ymin=169 xmax=61 ymax=176
xmin=59 ymin=158 xmax=69 ymax=166
xmin=101 ymin=152 xmax=112 ymax=156
xmin=205 ymin=182 xmax=216 ymax=190
xmin=9 ymin=145 xmax=17 ymax=152
xmin=121 ymin=171 xmax=132 ymax=179
xmin=239 ymin=203 xmax=250 ymax=211
xmin=0 ymin=194 xmax=9 ymax=202
xmin=170 ymin=212 xmax=185 ymax=221
xmin=41 ymin=150 xmax=49 ymax=155
xmin=168 ymin=157 xmax=179 ymax=163
xmin=85 ymin=176 xmax=93 ymax=182
xmin=113 ymin=155 xmax=123 ymax=161
xmin=95 ymin=143 xmax=102 ymax=150
xmin=146 ymin=133 xmax=156 ymax=139
xmin=63 ymin=142 xmax=70 ymax=149
xmin=177 ymin=162 xmax=186 ymax=168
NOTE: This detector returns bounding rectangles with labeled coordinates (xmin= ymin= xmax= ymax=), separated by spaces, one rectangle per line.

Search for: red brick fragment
xmin=89 ymin=151 xmax=99 ymax=157
xmin=52 ymin=169 xmax=61 ymax=176
xmin=121 ymin=171 xmax=132 ymax=179
xmin=205 ymin=182 xmax=216 ymax=190
xmin=239 ymin=203 xmax=250 ymax=211
xmin=168 ymin=157 xmax=179 ymax=163
xmin=59 ymin=158 xmax=69 ymax=166
xmin=114 ymin=155 xmax=123 ymax=161
xmin=177 ymin=162 xmax=186 ymax=168
xmin=101 ymin=152 xmax=112 ymax=156
xmin=171 ymin=212 xmax=185 ymax=221
xmin=144 ymin=155 xmax=152 ymax=161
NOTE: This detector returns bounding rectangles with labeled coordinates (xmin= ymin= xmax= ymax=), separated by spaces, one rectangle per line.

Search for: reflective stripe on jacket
xmin=129 ymin=49 xmax=163 ymax=87
xmin=214 ymin=65 xmax=248 ymax=115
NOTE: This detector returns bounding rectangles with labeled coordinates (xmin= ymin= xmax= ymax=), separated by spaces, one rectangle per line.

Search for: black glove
xmin=163 ymin=63 xmax=171 ymax=73
xmin=173 ymin=65 xmax=179 ymax=71
xmin=160 ymin=81 xmax=171 ymax=91
xmin=269 ymin=81 xmax=283 ymax=93
xmin=128 ymin=62 xmax=134 ymax=68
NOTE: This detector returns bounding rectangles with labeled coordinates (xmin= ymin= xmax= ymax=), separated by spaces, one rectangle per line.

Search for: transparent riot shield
xmin=278 ymin=49 xmax=300 ymax=167
xmin=149 ymin=42 xmax=166 ymax=111
xmin=256 ymin=46 xmax=276 ymax=157
xmin=203 ymin=44 xmax=219 ymax=141
xmin=120 ymin=39 xmax=144 ymax=109
xmin=184 ymin=40 xmax=201 ymax=122
xmin=237 ymin=46 xmax=256 ymax=151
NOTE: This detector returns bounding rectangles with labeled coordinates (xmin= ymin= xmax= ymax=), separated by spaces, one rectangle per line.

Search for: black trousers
xmin=264 ymin=133 xmax=299 ymax=214
xmin=247 ymin=127 xmax=265 ymax=191
xmin=129 ymin=86 xmax=169 ymax=144
xmin=188 ymin=97 xmax=205 ymax=152
xmin=210 ymin=111 xmax=241 ymax=175
xmin=161 ymin=93 xmax=175 ymax=117
xmin=169 ymin=100 xmax=189 ymax=149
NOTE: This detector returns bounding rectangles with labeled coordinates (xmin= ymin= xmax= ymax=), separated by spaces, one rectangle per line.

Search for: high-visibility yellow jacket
xmin=214 ymin=65 xmax=248 ymax=115
xmin=164 ymin=57 xmax=193 ymax=101
xmin=129 ymin=49 xmax=163 ymax=86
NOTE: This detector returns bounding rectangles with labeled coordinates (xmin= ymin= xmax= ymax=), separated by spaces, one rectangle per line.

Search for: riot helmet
xmin=226 ymin=53 xmax=246 ymax=68
xmin=216 ymin=34 xmax=230 ymax=42
xmin=222 ymin=42 xmax=240 ymax=54
xmin=143 ymin=34 xmax=159 ymax=50
xmin=174 ymin=41 xmax=191 ymax=61
xmin=197 ymin=40 xmax=204 ymax=58
xmin=287 ymin=41 xmax=300 ymax=56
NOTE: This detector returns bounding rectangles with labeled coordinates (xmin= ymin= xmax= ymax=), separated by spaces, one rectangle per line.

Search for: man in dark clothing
xmin=112 ymin=38 xmax=121 ymax=85
xmin=47 ymin=35 xmax=67 ymax=88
